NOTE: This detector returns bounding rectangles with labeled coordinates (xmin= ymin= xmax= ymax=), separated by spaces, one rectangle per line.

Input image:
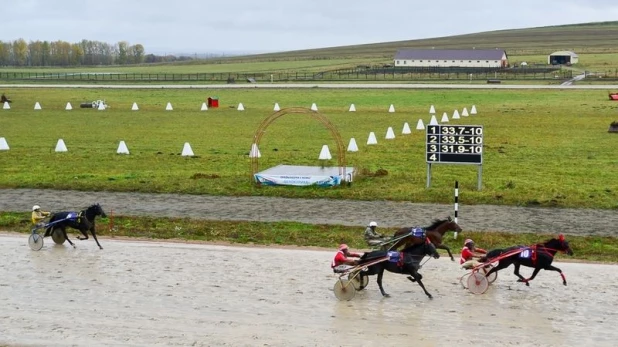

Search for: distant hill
xmin=216 ymin=21 xmax=618 ymax=61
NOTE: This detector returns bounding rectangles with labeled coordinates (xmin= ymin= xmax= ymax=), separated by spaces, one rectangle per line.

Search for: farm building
xmin=548 ymin=51 xmax=579 ymax=65
xmin=394 ymin=49 xmax=508 ymax=68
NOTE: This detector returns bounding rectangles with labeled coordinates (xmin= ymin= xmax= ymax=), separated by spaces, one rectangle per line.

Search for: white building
xmin=394 ymin=49 xmax=508 ymax=68
xmin=548 ymin=51 xmax=579 ymax=65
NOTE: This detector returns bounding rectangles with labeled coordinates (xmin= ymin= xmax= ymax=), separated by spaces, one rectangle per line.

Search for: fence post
xmin=454 ymin=180 xmax=459 ymax=239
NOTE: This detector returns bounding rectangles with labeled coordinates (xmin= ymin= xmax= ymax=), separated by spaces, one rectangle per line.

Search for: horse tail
xmin=479 ymin=248 xmax=503 ymax=263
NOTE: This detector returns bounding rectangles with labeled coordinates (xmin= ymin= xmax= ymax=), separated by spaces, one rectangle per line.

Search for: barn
xmin=394 ymin=49 xmax=508 ymax=68
xmin=548 ymin=51 xmax=579 ymax=65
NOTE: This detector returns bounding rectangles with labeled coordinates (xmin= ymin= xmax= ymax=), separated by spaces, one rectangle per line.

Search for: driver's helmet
xmin=369 ymin=221 xmax=378 ymax=227
xmin=464 ymin=239 xmax=474 ymax=247
xmin=32 ymin=205 xmax=41 ymax=211
xmin=338 ymin=244 xmax=349 ymax=251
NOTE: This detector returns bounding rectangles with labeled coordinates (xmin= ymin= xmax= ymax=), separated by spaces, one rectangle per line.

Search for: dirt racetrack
xmin=2 ymin=188 xmax=618 ymax=346
xmin=1 ymin=234 xmax=617 ymax=347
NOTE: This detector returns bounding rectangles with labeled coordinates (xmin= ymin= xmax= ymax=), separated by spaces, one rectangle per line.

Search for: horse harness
xmin=408 ymin=227 xmax=426 ymax=238
xmin=66 ymin=211 xmax=85 ymax=224
xmin=520 ymin=245 xmax=563 ymax=266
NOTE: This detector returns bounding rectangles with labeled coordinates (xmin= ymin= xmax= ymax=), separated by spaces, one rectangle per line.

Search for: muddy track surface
xmin=1 ymin=189 xmax=616 ymax=236
xmin=1 ymin=235 xmax=617 ymax=347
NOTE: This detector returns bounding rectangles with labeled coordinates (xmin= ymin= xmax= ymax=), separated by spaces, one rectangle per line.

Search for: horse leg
xmin=61 ymin=227 xmax=75 ymax=248
xmin=436 ymin=243 xmax=455 ymax=261
xmin=542 ymin=265 xmax=567 ymax=286
xmin=513 ymin=263 xmax=531 ymax=286
xmin=519 ymin=267 xmax=543 ymax=286
xmin=90 ymin=226 xmax=103 ymax=250
xmin=77 ymin=229 xmax=89 ymax=240
xmin=409 ymin=268 xmax=432 ymax=299
xmin=376 ymin=267 xmax=389 ymax=297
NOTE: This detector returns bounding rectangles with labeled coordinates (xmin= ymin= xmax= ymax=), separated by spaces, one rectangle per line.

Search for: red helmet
xmin=338 ymin=244 xmax=349 ymax=251
xmin=464 ymin=239 xmax=474 ymax=246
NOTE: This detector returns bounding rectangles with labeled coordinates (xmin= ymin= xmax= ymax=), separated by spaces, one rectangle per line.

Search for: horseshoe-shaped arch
xmin=250 ymin=107 xmax=347 ymax=184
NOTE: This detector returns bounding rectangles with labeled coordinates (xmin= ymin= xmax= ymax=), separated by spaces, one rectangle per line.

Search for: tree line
xmin=0 ymin=39 xmax=163 ymax=67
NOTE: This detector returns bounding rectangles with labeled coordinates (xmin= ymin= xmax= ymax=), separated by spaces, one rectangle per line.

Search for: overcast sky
xmin=3 ymin=0 xmax=618 ymax=55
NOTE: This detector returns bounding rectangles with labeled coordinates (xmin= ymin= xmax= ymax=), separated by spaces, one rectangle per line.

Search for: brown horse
xmin=390 ymin=217 xmax=462 ymax=261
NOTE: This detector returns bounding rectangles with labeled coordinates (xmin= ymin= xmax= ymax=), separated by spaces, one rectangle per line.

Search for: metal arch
xmin=250 ymin=107 xmax=346 ymax=184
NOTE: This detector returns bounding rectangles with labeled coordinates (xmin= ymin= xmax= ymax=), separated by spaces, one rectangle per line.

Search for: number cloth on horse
xmin=409 ymin=227 xmax=425 ymax=238
xmin=65 ymin=212 xmax=80 ymax=221
xmin=386 ymin=251 xmax=412 ymax=268
xmin=519 ymin=248 xmax=533 ymax=259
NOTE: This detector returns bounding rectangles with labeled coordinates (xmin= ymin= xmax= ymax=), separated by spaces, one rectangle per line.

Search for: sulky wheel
xmin=348 ymin=272 xmax=369 ymax=291
xmin=359 ymin=274 xmax=369 ymax=290
xmin=483 ymin=265 xmax=498 ymax=284
xmin=467 ymin=272 xmax=489 ymax=294
xmin=459 ymin=273 xmax=471 ymax=289
xmin=333 ymin=279 xmax=356 ymax=301
xmin=28 ymin=233 xmax=44 ymax=251
xmin=51 ymin=228 xmax=66 ymax=245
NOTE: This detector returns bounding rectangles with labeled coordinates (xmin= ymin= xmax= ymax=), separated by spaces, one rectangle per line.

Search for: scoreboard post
xmin=426 ymin=125 xmax=483 ymax=190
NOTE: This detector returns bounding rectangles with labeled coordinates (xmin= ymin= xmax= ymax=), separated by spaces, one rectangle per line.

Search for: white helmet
xmin=32 ymin=205 xmax=41 ymax=211
xmin=369 ymin=221 xmax=378 ymax=227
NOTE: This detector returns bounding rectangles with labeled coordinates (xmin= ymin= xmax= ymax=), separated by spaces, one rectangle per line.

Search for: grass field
xmin=1 ymin=87 xmax=617 ymax=209
xmin=0 ymin=53 xmax=616 ymax=76
xmin=1 ymin=22 xmax=618 ymax=75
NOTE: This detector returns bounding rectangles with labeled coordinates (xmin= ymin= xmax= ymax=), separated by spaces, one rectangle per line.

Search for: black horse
xmin=358 ymin=240 xmax=440 ymax=299
xmin=44 ymin=203 xmax=107 ymax=249
xmin=480 ymin=235 xmax=574 ymax=286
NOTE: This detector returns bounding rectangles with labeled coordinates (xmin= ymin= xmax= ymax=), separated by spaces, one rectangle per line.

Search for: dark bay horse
xmin=390 ymin=217 xmax=462 ymax=261
xmin=358 ymin=240 xmax=440 ymax=299
xmin=44 ymin=203 xmax=107 ymax=249
xmin=480 ymin=234 xmax=574 ymax=286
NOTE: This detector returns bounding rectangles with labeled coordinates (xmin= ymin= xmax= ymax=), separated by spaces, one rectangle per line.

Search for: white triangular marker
xmin=34 ymin=102 xmax=41 ymax=110
xmin=273 ymin=103 xmax=280 ymax=111
xmin=416 ymin=119 xmax=425 ymax=130
xmin=402 ymin=122 xmax=411 ymax=134
xmin=452 ymin=110 xmax=460 ymax=119
xmin=181 ymin=142 xmax=194 ymax=156
xmin=318 ymin=145 xmax=332 ymax=160
xmin=310 ymin=103 xmax=318 ymax=111
xmin=349 ymin=104 xmax=356 ymax=112
xmin=462 ymin=107 xmax=469 ymax=117
xmin=388 ymin=104 xmax=395 ymax=113
xmin=367 ymin=132 xmax=378 ymax=145
xmin=237 ymin=102 xmax=245 ymax=111
xmin=429 ymin=115 xmax=439 ymax=125
xmin=166 ymin=102 xmax=173 ymax=111
xmin=65 ymin=102 xmax=72 ymax=110
xmin=250 ymin=143 xmax=261 ymax=158
xmin=0 ymin=137 xmax=9 ymax=150
xmin=385 ymin=127 xmax=395 ymax=139
xmin=117 ymin=140 xmax=130 ymax=154
xmin=347 ymin=138 xmax=358 ymax=152
xmin=132 ymin=102 xmax=139 ymax=111
xmin=441 ymin=112 xmax=449 ymax=123
xmin=471 ymin=105 xmax=477 ymax=115
xmin=429 ymin=105 xmax=436 ymax=114
xmin=2 ymin=102 xmax=9 ymax=110
xmin=55 ymin=139 xmax=67 ymax=152
xmin=200 ymin=102 xmax=208 ymax=111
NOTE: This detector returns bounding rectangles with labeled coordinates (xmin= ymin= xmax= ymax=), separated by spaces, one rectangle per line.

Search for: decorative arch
xmin=250 ymin=107 xmax=347 ymax=184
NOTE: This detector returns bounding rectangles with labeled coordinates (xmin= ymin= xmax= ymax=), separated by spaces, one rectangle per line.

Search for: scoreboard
xmin=426 ymin=125 xmax=483 ymax=164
